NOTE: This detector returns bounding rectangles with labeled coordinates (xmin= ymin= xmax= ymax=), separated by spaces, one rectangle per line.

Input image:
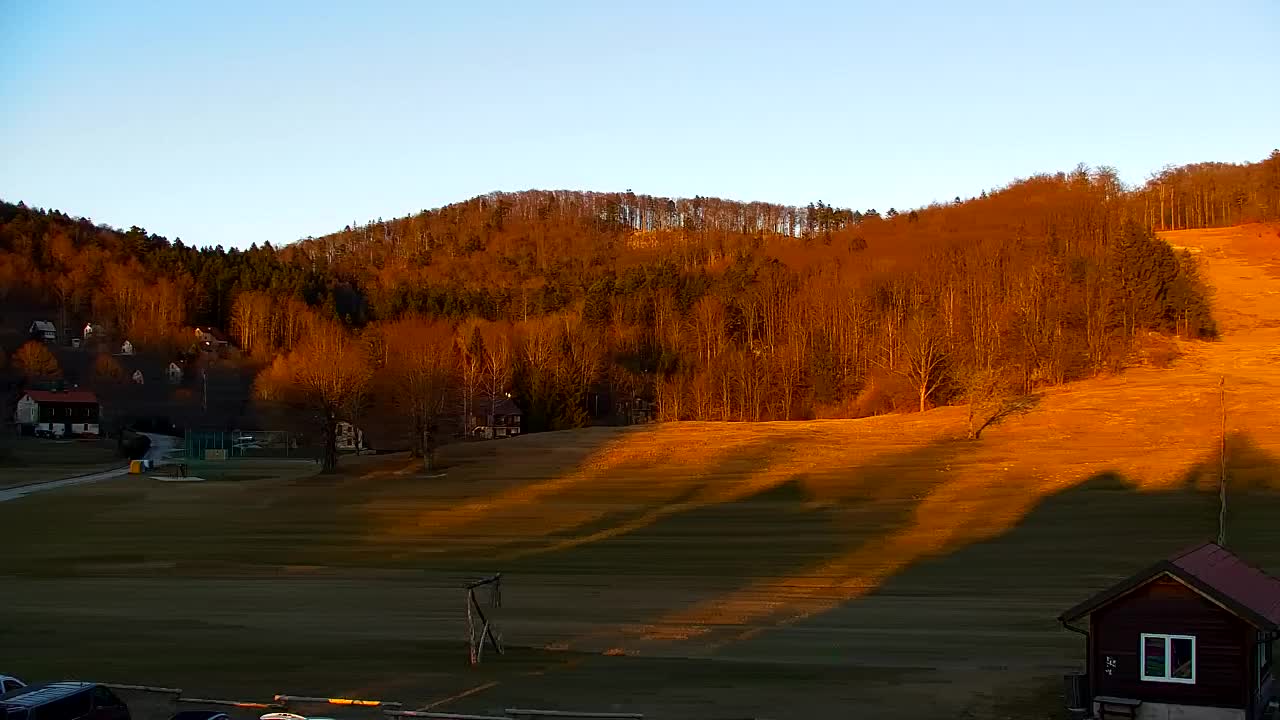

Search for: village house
xmin=28 ymin=320 xmax=56 ymax=342
xmin=470 ymin=394 xmax=522 ymax=439
xmin=193 ymin=326 xmax=230 ymax=350
xmin=166 ymin=362 xmax=184 ymax=384
xmin=336 ymin=421 xmax=366 ymax=451
xmin=1060 ymin=542 xmax=1279 ymax=720
xmin=15 ymin=389 xmax=101 ymax=438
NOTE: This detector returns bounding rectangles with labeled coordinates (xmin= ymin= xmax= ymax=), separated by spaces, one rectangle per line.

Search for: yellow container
xmin=129 ymin=460 xmax=144 ymax=474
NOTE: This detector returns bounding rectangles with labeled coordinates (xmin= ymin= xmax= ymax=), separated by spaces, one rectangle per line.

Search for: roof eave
xmin=1059 ymin=561 xmax=1280 ymax=631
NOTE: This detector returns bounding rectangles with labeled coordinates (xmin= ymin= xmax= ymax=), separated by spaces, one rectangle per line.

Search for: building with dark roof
xmin=14 ymin=389 xmax=101 ymax=437
xmin=1060 ymin=542 xmax=1280 ymax=720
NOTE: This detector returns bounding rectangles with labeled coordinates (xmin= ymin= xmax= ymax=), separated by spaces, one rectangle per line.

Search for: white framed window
xmin=1141 ymin=633 xmax=1196 ymax=684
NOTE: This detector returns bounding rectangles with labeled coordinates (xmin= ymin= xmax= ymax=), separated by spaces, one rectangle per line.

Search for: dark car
xmin=0 ymin=683 xmax=129 ymax=720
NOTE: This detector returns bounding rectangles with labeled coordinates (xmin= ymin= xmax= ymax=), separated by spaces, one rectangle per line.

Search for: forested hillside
xmin=1 ymin=151 xmax=1276 ymax=442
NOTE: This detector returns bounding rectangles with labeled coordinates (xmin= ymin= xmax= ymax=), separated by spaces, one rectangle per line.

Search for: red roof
xmin=25 ymin=390 xmax=99 ymax=405
xmin=1170 ymin=542 xmax=1280 ymax=627
xmin=1061 ymin=541 xmax=1280 ymax=629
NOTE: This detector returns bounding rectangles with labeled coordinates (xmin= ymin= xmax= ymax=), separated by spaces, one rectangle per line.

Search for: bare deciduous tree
xmin=256 ymin=322 xmax=371 ymax=473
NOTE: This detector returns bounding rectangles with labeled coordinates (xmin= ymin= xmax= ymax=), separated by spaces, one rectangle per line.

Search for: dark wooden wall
xmin=1091 ymin=576 xmax=1250 ymax=710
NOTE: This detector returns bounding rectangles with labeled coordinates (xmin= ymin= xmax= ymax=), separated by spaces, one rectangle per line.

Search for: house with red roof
xmin=1060 ymin=542 xmax=1280 ymax=720
xmin=14 ymin=389 xmax=101 ymax=438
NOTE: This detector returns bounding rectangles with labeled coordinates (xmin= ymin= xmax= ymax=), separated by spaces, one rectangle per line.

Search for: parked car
xmin=0 ymin=678 xmax=24 ymax=696
xmin=0 ymin=682 xmax=129 ymax=720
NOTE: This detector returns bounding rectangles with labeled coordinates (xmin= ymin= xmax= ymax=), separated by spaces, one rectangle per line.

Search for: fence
xmin=184 ymin=429 xmax=309 ymax=461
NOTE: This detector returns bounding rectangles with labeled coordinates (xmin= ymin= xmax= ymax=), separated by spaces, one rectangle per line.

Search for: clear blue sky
xmin=2 ymin=1 xmax=1277 ymax=249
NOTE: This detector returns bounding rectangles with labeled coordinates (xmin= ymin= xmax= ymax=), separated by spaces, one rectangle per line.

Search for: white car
xmin=0 ymin=675 xmax=25 ymax=695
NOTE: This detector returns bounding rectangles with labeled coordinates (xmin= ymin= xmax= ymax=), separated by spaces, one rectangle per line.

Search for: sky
xmin=1 ymin=1 xmax=1277 ymax=249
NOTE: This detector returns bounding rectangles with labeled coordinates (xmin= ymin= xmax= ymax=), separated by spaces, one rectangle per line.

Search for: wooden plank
xmin=504 ymin=710 xmax=644 ymax=719
xmin=103 ymin=683 xmax=182 ymax=695
xmin=178 ymin=698 xmax=283 ymax=709
xmin=384 ymin=707 xmax=504 ymax=712
xmin=276 ymin=695 xmax=403 ymax=708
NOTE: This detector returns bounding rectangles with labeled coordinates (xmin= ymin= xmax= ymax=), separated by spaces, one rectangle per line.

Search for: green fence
xmin=184 ymin=430 xmax=309 ymax=460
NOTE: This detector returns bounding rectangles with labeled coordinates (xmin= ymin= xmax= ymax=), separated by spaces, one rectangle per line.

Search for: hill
xmin=1 ymin=223 xmax=1278 ymax=718
xmin=6 ymin=152 xmax=1277 ymax=439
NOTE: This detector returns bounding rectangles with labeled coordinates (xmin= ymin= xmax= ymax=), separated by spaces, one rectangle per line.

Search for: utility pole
xmin=1218 ymin=376 xmax=1227 ymax=547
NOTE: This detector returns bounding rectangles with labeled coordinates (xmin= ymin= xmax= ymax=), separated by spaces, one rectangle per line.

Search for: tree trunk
xmin=322 ymin=412 xmax=338 ymax=473
xmin=424 ymin=425 xmax=436 ymax=472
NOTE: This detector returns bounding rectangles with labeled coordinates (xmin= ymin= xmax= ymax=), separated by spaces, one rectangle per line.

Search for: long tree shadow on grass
xmin=500 ymin=432 xmax=982 ymax=652
xmin=721 ymin=433 xmax=1280 ymax=717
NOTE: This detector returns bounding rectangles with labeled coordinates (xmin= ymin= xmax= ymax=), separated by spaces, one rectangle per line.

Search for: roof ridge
xmin=1168 ymin=540 xmax=1220 ymax=561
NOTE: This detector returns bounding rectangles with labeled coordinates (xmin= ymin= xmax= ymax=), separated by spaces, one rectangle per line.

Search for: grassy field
xmin=2 ymin=224 xmax=1280 ymax=719
xmin=0 ymin=436 xmax=122 ymax=488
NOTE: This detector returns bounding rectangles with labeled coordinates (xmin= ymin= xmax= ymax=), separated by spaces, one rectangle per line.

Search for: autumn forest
xmin=1 ymin=152 xmax=1277 ymax=469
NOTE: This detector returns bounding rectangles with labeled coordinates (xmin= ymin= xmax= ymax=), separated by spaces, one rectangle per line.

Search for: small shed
xmin=15 ymin=389 xmax=101 ymax=438
xmin=1060 ymin=542 xmax=1280 ymax=720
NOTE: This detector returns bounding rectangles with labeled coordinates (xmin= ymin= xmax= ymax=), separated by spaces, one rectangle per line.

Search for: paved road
xmin=0 ymin=433 xmax=179 ymax=503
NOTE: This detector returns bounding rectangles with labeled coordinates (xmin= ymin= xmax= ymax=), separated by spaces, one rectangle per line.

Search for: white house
xmin=15 ymin=390 xmax=101 ymax=437
xmin=336 ymin=421 xmax=366 ymax=451
xmin=120 ymin=340 xmax=135 ymax=355
xmin=166 ymin=362 xmax=183 ymax=384
xmin=132 ymin=369 xmax=145 ymax=385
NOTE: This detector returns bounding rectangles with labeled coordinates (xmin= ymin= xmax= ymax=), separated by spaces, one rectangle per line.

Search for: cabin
xmin=193 ymin=326 xmax=230 ymax=350
xmin=1059 ymin=542 xmax=1280 ymax=720
xmin=28 ymin=320 xmax=56 ymax=342
xmin=15 ymin=389 xmax=101 ymax=438
xmin=470 ymin=395 xmax=522 ymax=439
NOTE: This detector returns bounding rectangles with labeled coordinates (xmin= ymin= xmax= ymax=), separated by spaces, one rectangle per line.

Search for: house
xmin=132 ymin=369 xmax=145 ymax=385
xmin=15 ymin=389 xmax=101 ymax=437
xmin=193 ymin=326 xmax=230 ymax=349
xmin=83 ymin=322 xmax=105 ymax=340
xmin=1059 ymin=542 xmax=1279 ymax=720
xmin=336 ymin=421 xmax=366 ymax=451
xmin=28 ymin=320 xmax=56 ymax=342
xmin=120 ymin=340 xmax=134 ymax=355
xmin=470 ymin=394 xmax=522 ymax=439
xmin=166 ymin=362 xmax=183 ymax=384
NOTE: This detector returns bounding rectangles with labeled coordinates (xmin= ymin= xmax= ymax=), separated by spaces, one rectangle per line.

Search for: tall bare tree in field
xmin=376 ymin=317 xmax=456 ymax=469
xmin=479 ymin=322 xmax=514 ymax=430
xmin=899 ymin=317 xmax=949 ymax=413
xmin=256 ymin=321 xmax=371 ymax=473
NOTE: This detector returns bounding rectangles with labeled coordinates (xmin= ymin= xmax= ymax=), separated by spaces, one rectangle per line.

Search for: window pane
xmin=1171 ymin=638 xmax=1194 ymax=679
xmin=1145 ymin=636 xmax=1167 ymax=677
